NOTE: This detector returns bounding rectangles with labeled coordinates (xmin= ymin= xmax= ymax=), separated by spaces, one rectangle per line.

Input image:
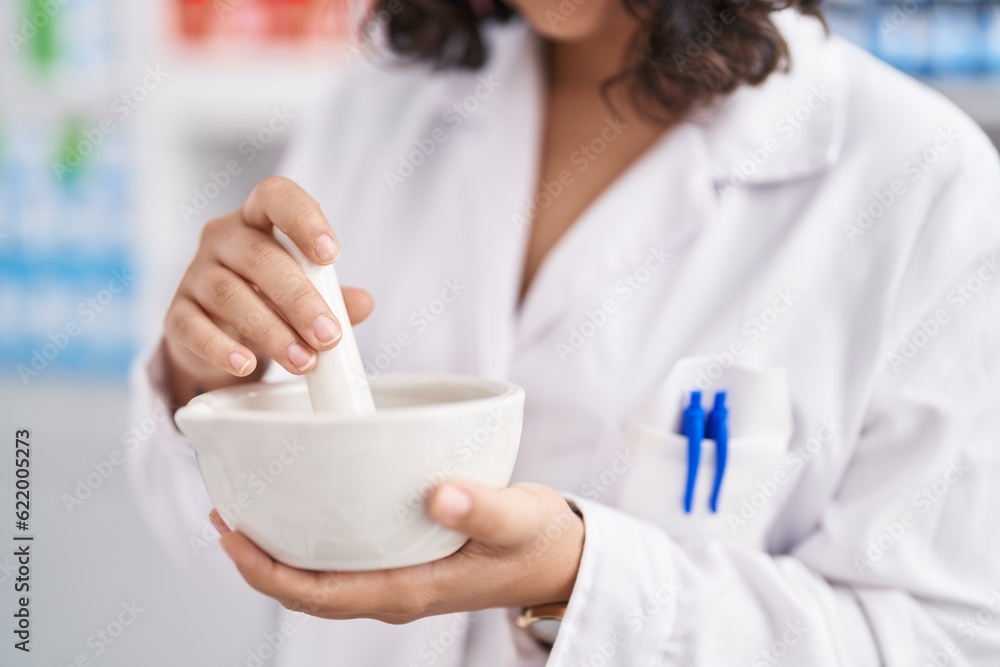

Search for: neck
xmin=546 ymin=17 xmax=639 ymax=91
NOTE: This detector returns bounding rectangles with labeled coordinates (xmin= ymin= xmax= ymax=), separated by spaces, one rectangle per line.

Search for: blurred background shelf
xmin=929 ymin=78 xmax=1000 ymax=130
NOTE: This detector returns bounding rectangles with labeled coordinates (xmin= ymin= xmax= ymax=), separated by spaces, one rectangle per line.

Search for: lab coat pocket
xmin=613 ymin=357 xmax=793 ymax=549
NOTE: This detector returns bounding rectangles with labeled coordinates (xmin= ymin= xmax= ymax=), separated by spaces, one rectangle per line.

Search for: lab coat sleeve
xmin=548 ymin=145 xmax=1000 ymax=666
xmin=126 ymin=341 xmax=244 ymax=582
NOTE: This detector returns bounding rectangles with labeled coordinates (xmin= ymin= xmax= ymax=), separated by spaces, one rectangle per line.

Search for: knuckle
xmin=279 ymin=599 xmax=304 ymax=614
xmin=237 ymin=304 xmax=268 ymax=336
xmin=288 ymin=207 xmax=322 ymax=234
xmin=256 ymin=318 xmax=289 ymax=349
xmin=247 ymin=237 xmax=282 ymax=268
xmin=199 ymin=216 xmax=226 ymax=245
xmin=210 ymin=275 xmax=242 ymax=309
xmin=384 ymin=575 xmax=431 ymax=616
xmin=164 ymin=305 xmax=185 ymax=340
xmin=286 ymin=284 xmax=319 ymax=314
xmin=382 ymin=614 xmax=419 ymax=626
xmin=200 ymin=333 xmax=226 ymax=361
xmin=256 ymin=175 xmax=291 ymax=201
xmin=388 ymin=592 xmax=425 ymax=617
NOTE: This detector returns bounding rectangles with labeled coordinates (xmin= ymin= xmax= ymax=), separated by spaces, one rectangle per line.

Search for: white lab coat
xmin=129 ymin=9 xmax=1000 ymax=666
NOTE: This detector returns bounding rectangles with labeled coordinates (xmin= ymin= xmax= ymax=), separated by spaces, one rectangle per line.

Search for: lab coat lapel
xmin=446 ymin=23 xmax=544 ymax=378
xmin=515 ymin=122 xmax=719 ymax=347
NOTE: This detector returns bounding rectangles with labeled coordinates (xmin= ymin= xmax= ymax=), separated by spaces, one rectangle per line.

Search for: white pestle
xmin=274 ymin=230 xmax=376 ymax=415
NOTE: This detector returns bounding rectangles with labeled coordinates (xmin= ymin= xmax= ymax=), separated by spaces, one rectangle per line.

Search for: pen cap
xmin=712 ymin=391 xmax=727 ymax=414
xmin=682 ymin=390 xmax=705 ymax=431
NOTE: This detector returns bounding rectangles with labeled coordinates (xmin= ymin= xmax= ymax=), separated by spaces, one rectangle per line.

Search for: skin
xmin=164 ymin=0 xmax=667 ymax=625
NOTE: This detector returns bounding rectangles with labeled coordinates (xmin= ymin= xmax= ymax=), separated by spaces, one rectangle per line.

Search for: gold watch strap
xmin=516 ymin=602 xmax=568 ymax=628
xmin=516 ymin=603 xmax=568 ymax=649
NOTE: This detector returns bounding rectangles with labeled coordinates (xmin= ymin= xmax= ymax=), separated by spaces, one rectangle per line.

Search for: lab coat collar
xmin=474 ymin=9 xmax=846 ymax=191
xmin=694 ymin=9 xmax=849 ymax=189
xmin=461 ymin=19 xmax=722 ymax=353
xmin=455 ymin=11 xmax=846 ymax=359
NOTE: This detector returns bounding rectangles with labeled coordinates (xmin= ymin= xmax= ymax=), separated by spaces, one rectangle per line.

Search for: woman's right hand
xmin=162 ymin=177 xmax=374 ymax=408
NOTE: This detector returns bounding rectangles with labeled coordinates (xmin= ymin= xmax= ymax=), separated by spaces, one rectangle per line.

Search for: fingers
xmin=217 ymin=526 xmax=330 ymax=606
xmin=427 ymin=481 xmax=546 ymax=548
xmin=342 ymin=287 xmax=375 ymax=326
xmin=165 ymin=297 xmax=258 ymax=377
xmin=211 ymin=226 xmax=343 ymax=351
xmin=242 ymin=176 xmax=339 ymax=265
xmin=215 ymin=517 xmax=437 ymax=619
xmin=188 ymin=265 xmax=320 ymax=374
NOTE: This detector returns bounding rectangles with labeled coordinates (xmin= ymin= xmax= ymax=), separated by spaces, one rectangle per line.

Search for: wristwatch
xmin=515 ymin=602 xmax=567 ymax=649
xmin=515 ymin=499 xmax=582 ymax=649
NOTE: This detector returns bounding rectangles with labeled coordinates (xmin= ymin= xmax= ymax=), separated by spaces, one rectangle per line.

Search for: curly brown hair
xmin=369 ymin=0 xmax=825 ymax=122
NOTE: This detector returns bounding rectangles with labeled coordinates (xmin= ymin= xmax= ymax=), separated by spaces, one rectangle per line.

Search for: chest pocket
xmin=613 ymin=356 xmax=794 ymax=549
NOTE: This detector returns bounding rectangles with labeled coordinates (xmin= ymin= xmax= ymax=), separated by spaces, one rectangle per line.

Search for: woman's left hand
xmin=210 ymin=481 xmax=585 ymax=624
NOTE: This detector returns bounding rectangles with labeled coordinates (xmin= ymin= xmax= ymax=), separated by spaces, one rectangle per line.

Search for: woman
xmin=131 ymin=0 xmax=1000 ymax=664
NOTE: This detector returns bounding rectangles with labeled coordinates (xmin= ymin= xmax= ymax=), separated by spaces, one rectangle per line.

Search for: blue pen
xmin=681 ymin=391 xmax=705 ymax=514
xmin=706 ymin=391 xmax=729 ymax=513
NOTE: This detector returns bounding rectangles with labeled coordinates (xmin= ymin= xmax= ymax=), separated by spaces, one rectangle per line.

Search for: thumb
xmin=427 ymin=480 xmax=544 ymax=548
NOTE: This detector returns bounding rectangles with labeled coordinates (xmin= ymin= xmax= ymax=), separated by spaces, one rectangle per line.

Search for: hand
xmin=163 ymin=177 xmax=374 ymax=406
xmin=210 ymin=481 xmax=586 ymax=624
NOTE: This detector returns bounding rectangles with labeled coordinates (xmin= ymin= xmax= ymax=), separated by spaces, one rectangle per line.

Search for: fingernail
xmin=314 ymin=315 xmax=341 ymax=346
xmin=287 ymin=343 xmax=316 ymax=371
xmin=314 ymin=234 xmax=339 ymax=264
xmin=209 ymin=512 xmax=225 ymax=533
xmin=229 ymin=352 xmax=251 ymax=375
xmin=434 ymin=485 xmax=471 ymax=526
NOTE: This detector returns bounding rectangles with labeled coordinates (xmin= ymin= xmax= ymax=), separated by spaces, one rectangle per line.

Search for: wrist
xmin=553 ymin=499 xmax=585 ymax=603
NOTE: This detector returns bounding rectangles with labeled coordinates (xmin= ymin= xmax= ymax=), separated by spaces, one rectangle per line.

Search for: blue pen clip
xmin=706 ymin=391 xmax=729 ymax=513
xmin=681 ymin=391 xmax=705 ymax=514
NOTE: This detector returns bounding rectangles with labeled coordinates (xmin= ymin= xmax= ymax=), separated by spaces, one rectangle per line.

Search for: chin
xmin=507 ymin=0 xmax=624 ymax=41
